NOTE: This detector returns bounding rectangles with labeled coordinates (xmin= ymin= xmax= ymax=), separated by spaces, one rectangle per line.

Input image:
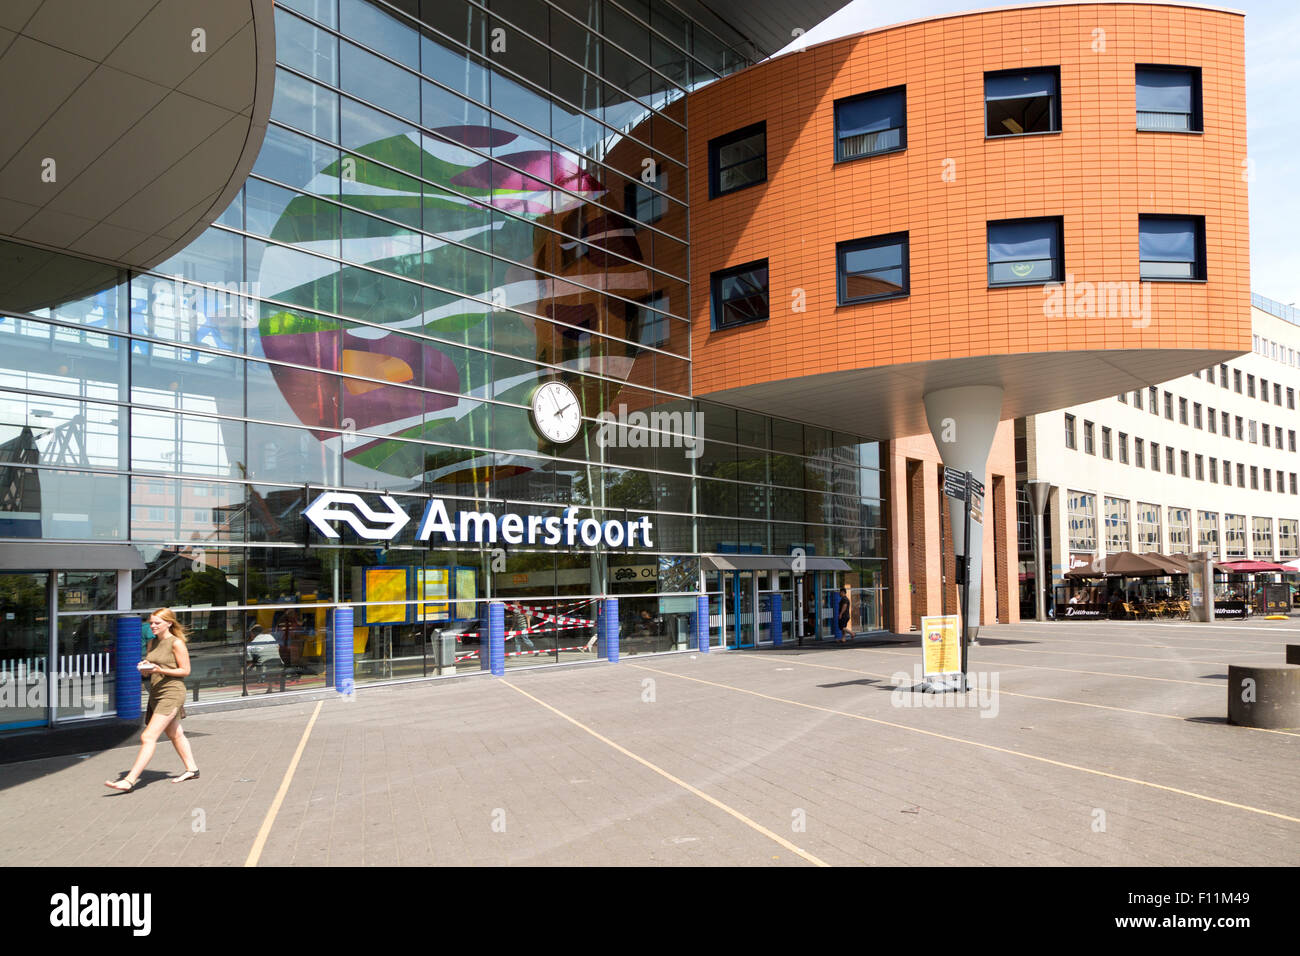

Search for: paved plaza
xmin=1 ymin=619 xmax=1297 ymax=867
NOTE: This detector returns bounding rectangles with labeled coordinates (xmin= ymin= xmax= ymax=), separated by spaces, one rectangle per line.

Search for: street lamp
xmin=1025 ymin=481 xmax=1053 ymax=622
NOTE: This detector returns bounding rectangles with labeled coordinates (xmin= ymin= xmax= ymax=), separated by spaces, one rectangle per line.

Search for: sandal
xmin=172 ymin=769 xmax=200 ymax=783
xmin=104 ymin=778 xmax=136 ymax=792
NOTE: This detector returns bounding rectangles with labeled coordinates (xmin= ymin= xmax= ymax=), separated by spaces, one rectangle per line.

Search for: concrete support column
xmin=924 ymin=385 xmax=1004 ymax=632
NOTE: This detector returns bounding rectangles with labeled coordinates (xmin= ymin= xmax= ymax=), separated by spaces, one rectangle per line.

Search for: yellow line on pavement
xmin=758 ymin=655 xmax=1300 ymax=738
xmin=245 ymin=700 xmax=323 ymax=868
xmin=629 ymin=664 xmax=1300 ymax=826
xmin=501 ymin=678 xmax=829 ymax=867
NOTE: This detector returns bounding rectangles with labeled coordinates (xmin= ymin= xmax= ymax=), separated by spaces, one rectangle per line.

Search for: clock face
xmin=531 ymin=381 xmax=582 ymax=444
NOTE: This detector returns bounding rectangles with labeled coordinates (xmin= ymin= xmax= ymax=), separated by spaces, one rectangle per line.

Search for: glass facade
xmin=0 ymin=0 xmax=886 ymax=715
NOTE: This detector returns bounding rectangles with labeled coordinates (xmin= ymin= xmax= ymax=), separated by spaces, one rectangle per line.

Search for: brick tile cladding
xmin=688 ymin=3 xmax=1249 ymax=395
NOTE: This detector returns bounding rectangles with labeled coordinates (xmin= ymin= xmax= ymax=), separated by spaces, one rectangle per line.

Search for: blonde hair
xmin=151 ymin=607 xmax=189 ymax=643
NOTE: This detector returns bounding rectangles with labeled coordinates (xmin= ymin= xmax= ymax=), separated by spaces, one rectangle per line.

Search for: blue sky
xmin=777 ymin=1 xmax=1300 ymax=306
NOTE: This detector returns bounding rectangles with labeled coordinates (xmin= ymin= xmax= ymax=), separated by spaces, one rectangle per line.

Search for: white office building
xmin=1019 ymin=295 xmax=1300 ymax=600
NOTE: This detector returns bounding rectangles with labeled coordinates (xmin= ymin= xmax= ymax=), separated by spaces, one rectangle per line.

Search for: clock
xmin=530 ymin=380 xmax=582 ymax=444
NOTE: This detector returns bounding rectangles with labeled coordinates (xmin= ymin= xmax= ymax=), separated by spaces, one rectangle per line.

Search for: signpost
xmin=942 ymin=467 xmax=982 ymax=693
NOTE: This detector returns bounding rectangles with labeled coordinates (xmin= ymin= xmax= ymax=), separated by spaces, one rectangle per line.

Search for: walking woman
xmin=104 ymin=608 xmax=200 ymax=791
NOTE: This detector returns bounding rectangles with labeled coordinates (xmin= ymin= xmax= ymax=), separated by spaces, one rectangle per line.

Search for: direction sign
xmin=969 ymin=476 xmax=985 ymax=497
xmin=943 ymin=468 xmax=968 ymax=501
xmin=970 ymin=491 xmax=984 ymax=525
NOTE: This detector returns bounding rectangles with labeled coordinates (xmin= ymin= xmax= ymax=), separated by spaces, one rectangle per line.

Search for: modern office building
xmin=1018 ymin=295 xmax=1300 ymax=611
xmin=0 ymin=0 xmax=1249 ymax=730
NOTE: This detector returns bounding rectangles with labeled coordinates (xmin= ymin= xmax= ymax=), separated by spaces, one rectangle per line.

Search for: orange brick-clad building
xmin=685 ymin=2 xmax=1249 ymax=630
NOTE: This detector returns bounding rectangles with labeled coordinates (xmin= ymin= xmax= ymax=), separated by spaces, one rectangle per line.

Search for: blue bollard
xmin=601 ymin=598 xmax=619 ymax=662
xmin=333 ymin=606 xmax=355 ymax=695
xmin=696 ymin=595 xmax=709 ymax=653
xmin=115 ymin=616 xmax=143 ymax=720
xmin=488 ymin=602 xmax=505 ymax=676
xmin=772 ymin=593 xmax=783 ymax=647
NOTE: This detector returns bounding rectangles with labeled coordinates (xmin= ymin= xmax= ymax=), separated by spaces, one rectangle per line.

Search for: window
xmin=1139 ymin=215 xmax=1205 ymax=280
xmin=985 ymin=68 xmax=1060 ymax=137
xmin=1206 ymin=366 xmax=1215 ymax=385
xmin=1277 ymin=426 xmax=1284 ymax=448
xmin=1249 ymin=420 xmax=1257 ymax=444
xmin=1235 ymin=415 xmax=1243 ymax=440
xmin=1118 ymin=432 xmax=1128 ymax=464
xmin=1149 ymin=386 xmax=1159 ymax=413
xmin=1134 ymin=437 xmax=1145 ymax=468
xmin=1193 ymin=403 xmax=1202 ymax=429
xmin=1166 ymin=446 xmax=1175 ymax=473
xmin=835 ymin=86 xmax=905 ymax=161
xmin=625 ymin=170 xmax=667 ymax=224
xmin=1223 ymin=459 xmax=1231 ymax=484
xmin=1083 ymin=420 xmax=1095 ymax=455
xmin=1178 ymin=397 xmax=1188 ymax=424
xmin=1237 ymin=463 xmax=1245 ymax=486
xmin=1288 ymin=387 xmax=1295 ymax=410
xmin=1133 ymin=389 xmax=1142 ymax=409
xmin=1209 ymin=458 xmax=1217 ymax=483
xmin=1194 ymin=454 xmax=1203 ymax=480
xmin=1136 ymin=65 xmax=1201 ymax=132
xmin=1119 ymin=392 xmax=1127 ymax=403
xmin=1234 ymin=368 xmax=1242 ymax=393
xmin=1293 ymin=474 xmax=1298 ymax=495
xmin=1278 ymin=469 xmax=1285 ymax=494
xmin=709 ymin=122 xmax=765 ymax=197
xmin=1261 ymin=377 xmax=1269 ymax=402
xmin=837 ymin=233 xmax=908 ymax=304
xmin=1104 ymin=497 xmax=1130 ymax=552
xmin=1164 ymin=391 xmax=1174 ymax=419
xmin=1136 ymin=502 xmax=1161 ymax=552
xmin=1221 ymin=410 xmax=1230 ymax=434
xmin=1151 ymin=442 xmax=1160 ymax=472
xmin=1265 ymin=470 xmax=1273 ymax=492
xmin=1225 ymin=514 xmax=1246 ymax=559
xmin=1208 ymin=407 xmax=1216 ymax=433
xmin=1250 ymin=466 xmax=1259 ymax=490
xmin=987 ymin=218 xmax=1063 ymax=285
xmin=710 ymin=259 xmax=769 ymax=330
xmin=1277 ymin=383 xmax=1284 ymax=405
xmin=1198 ymin=511 xmax=1219 ymax=555
xmin=1180 ymin=449 xmax=1189 ymax=477
xmin=1101 ymin=426 xmax=1112 ymax=459
xmin=1264 ymin=423 xmax=1271 ymax=447
xmin=1067 ymin=491 xmax=1097 ymax=551
xmin=1168 ymin=507 xmax=1191 ymax=554
xmin=1253 ymin=517 xmax=1274 ymax=560
xmin=1064 ymin=413 xmax=1076 ymax=449
xmin=1247 ymin=374 xmax=1256 ymax=398
xmin=1290 ymin=430 xmax=1296 ymax=452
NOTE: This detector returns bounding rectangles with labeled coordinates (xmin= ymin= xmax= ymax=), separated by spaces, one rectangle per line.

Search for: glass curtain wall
xmin=0 ymin=1 xmax=887 ymax=708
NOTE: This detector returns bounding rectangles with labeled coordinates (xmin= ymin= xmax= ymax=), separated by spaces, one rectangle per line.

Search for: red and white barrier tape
xmin=503 ymin=601 xmax=595 ymax=627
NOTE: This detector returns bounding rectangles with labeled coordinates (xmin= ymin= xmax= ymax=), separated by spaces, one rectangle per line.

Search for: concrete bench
xmin=1227 ymin=664 xmax=1300 ymax=729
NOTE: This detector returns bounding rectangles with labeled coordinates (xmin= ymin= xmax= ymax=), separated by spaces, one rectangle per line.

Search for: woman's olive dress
xmin=144 ymin=636 xmax=186 ymax=722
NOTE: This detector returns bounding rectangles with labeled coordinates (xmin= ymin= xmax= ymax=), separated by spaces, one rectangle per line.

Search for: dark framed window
xmin=985 ymin=68 xmax=1060 ymax=137
xmin=835 ymin=86 xmax=905 ymax=162
xmin=988 ymin=217 xmax=1063 ymax=286
xmin=1136 ymin=65 xmax=1202 ymax=132
xmin=1151 ymin=442 xmax=1160 ymax=472
xmin=1064 ymin=413 xmax=1076 ymax=450
xmin=1135 ymin=438 xmax=1145 ymax=468
xmin=837 ymin=232 xmax=908 ymax=304
xmin=1083 ymin=420 xmax=1095 ymax=455
xmin=1101 ymin=426 xmax=1112 ymax=459
xmin=1118 ymin=432 xmax=1128 ymax=464
xmin=710 ymin=259 xmax=769 ymax=330
xmin=1139 ymin=215 xmax=1206 ymax=280
xmin=709 ymin=122 xmax=766 ymax=198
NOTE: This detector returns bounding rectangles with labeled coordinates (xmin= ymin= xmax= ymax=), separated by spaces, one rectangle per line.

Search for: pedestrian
xmin=836 ymin=585 xmax=853 ymax=643
xmin=104 ymin=608 xmax=200 ymax=791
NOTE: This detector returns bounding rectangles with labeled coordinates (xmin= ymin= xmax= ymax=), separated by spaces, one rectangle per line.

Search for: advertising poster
xmin=419 ymin=568 xmax=450 ymax=622
xmin=362 ymin=567 xmax=410 ymax=625
xmin=454 ymin=567 xmax=477 ymax=621
xmin=920 ymin=614 xmax=962 ymax=681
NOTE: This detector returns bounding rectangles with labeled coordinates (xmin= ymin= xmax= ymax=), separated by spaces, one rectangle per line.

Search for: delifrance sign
xmin=303 ymin=491 xmax=654 ymax=549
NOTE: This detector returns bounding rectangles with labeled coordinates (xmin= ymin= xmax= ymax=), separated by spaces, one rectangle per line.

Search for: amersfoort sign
xmin=303 ymin=491 xmax=655 ymax=549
